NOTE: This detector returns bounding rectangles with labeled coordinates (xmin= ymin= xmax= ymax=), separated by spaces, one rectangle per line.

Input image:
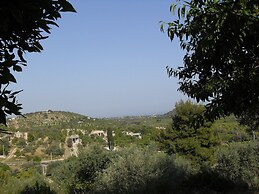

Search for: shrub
xmin=20 ymin=181 xmax=56 ymax=194
xmin=216 ymin=141 xmax=259 ymax=190
xmin=45 ymin=143 xmax=64 ymax=156
xmin=95 ymin=146 xmax=192 ymax=194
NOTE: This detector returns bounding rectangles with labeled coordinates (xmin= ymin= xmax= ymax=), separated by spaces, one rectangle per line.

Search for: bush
xmin=45 ymin=143 xmax=64 ymax=156
xmin=184 ymin=165 xmax=242 ymax=193
xmin=216 ymin=141 xmax=259 ymax=190
xmin=48 ymin=145 xmax=114 ymax=193
xmin=95 ymin=146 xmax=192 ymax=194
xmin=20 ymin=181 xmax=56 ymax=194
xmin=69 ymin=146 xmax=113 ymax=193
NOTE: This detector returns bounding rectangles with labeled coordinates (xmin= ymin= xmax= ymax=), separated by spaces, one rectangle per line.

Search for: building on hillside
xmin=68 ymin=134 xmax=82 ymax=157
xmin=89 ymin=130 xmax=107 ymax=137
xmin=155 ymin=126 xmax=166 ymax=130
xmin=70 ymin=135 xmax=81 ymax=144
xmin=14 ymin=131 xmax=28 ymax=140
xmin=122 ymin=131 xmax=142 ymax=139
xmin=89 ymin=130 xmax=116 ymax=142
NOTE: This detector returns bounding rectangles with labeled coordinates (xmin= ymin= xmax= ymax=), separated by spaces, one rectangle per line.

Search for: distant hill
xmin=7 ymin=110 xmax=92 ymax=129
xmin=159 ymin=109 xmax=176 ymax=118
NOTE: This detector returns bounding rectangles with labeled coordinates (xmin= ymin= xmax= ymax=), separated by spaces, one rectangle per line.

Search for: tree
xmin=21 ymin=181 xmax=56 ymax=194
xmin=107 ymin=128 xmax=114 ymax=150
xmin=162 ymin=0 xmax=259 ymax=123
xmin=157 ymin=100 xmax=219 ymax=163
xmin=0 ymin=138 xmax=10 ymax=155
xmin=66 ymin=137 xmax=73 ymax=148
xmin=95 ymin=146 xmax=192 ymax=194
xmin=45 ymin=143 xmax=64 ymax=157
xmin=0 ymin=0 xmax=76 ymax=126
xmin=27 ymin=133 xmax=35 ymax=143
xmin=48 ymin=146 xmax=113 ymax=193
xmin=216 ymin=141 xmax=259 ymax=189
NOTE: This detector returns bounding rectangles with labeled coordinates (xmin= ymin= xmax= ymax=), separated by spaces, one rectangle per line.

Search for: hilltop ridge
xmin=7 ymin=110 xmax=93 ymax=129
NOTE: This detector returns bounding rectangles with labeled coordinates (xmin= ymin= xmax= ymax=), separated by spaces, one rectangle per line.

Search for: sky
xmin=13 ymin=0 xmax=188 ymax=118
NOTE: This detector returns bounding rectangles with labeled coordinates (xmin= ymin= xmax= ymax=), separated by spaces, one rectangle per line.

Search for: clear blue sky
xmin=13 ymin=0 xmax=187 ymax=118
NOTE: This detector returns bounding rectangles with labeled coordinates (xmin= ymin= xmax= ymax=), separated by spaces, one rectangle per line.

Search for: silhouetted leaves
xmin=164 ymin=0 xmax=259 ymax=123
xmin=0 ymin=0 xmax=76 ymax=127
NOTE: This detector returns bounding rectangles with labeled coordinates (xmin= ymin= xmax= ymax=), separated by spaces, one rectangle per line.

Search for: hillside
xmin=7 ymin=110 xmax=92 ymax=129
xmin=1 ymin=110 xmax=172 ymax=165
xmin=160 ymin=109 xmax=175 ymax=118
xmin=0 ymin=109 xmax=258 ymax=194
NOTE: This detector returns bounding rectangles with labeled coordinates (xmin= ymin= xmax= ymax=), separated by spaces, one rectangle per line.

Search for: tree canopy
xmin=0 ymin=0 xmax=76 ymax=126
xmin=162 ymin=0 xmax=259 ymax=123
xmin=157 ymin=100 xmax=218 ymax=163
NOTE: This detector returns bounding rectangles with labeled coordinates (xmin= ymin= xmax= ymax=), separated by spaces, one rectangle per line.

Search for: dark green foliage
xmin=45 ymin=143 xmax=64 ymax=156
xmin=95 ymin=146 xmax=192 ymax=194
xmin=182 ymin=142 xmax=259 ymax=193
xmin=210 ymin=116 xmax=250 ymax=144
xmin=163 ymin=0 xmax=259 ymax=123
xmin=157 ymin=100 xmax=219 ymax=163
xmin=27 ymin=133 xmax=35 ymax=143
xmin=172 ymin=100 xmax=206 ymax=130
xmin=0 ymin=109 xmax=257 ymax=193
xmin=21 ymin=181 xmax=56 ymax=194
xmin=0 ymin=168 xmax=48 ymax=194
xmin=66 ymin=137 xmax=73 ymax=148
xmin=238 ymin=113 xmax=259 ymax=132
xmin=0 ymin=1 xmax=75 ymax=126
xmin=184 ymin=166 xmax=248 ymax=194
xmin=16 ymin=138 xmax=27 ymax=148
xmin=0 ymin=137 xmax=10 ymax=155
xmin=48 ymin=145 xmax=114 ymax=193
xmin=107 ymin=128 xmax=114 ymax=150
xmin=44 ymin=144 xmax=259 ymax=194
xmin=0 ymin=163 xmax=10 ymax=171
xmin=23 ymin=144 xmax=37 ymax=155
xmin=70 ymin=146 xmax=113 ymax=193
xmin=46 ymin=158 xmax=77 ymax=189
xmin=32 ymin=155 xmax=41 ymax=163
xmin=216 ymin=141 xmax=259 ymax=190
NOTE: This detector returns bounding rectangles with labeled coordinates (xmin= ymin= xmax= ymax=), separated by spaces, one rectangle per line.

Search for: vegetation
xmin=157 ymin=100 xmax=219 ymax=164
xmin=162 ymin=0 xmax=259 ymax=124
xmin=0 ymin=0 xmax=258 ymax=193
xmin=0 ymin=106 xmax=257 ymax=193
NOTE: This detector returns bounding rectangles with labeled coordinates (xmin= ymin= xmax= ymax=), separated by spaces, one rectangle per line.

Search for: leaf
xmin=181 ymin=5 xmax=186 ymax=18
xmin=34 ymin=42 xmax=44 ymax=52
xmin=40 ymin=24 xmax=51 ymax=34
xmin=3 ymin=60 xmax=19 ymax=68
xmin=178 ymin=7 xmax=181 ymax=19
xmin=170 ymin=4 xmax=177 ymax=13
xmin=9 ymin=90 xmax=22 ymax=99
xmin=17 ymin=49 xmax=26 ymax=63
xmin=159 ymin=22 xmax=164 ymax=32
xmin=168 ymin=30 xmax=174 ymax=41
xmin=13 ymin=65 xmax=23 ymax=72
xmin=45 ymin=20 xmax=59 ymax=27
xmin=60 ymin=0 xmax=77 ymax=12
xmin=7 ymin=73 xmax=17 ymax=83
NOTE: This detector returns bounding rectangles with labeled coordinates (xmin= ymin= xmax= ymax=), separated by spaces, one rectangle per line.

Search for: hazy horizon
xmin=13 ymin=108 xmax=173 ymax=119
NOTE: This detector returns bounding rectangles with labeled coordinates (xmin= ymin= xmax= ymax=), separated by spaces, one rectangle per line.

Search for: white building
xmin=122 ymin=131 xmax=142 ymax=139
xmin=14 ymin=131 xmax=28 ymax=140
